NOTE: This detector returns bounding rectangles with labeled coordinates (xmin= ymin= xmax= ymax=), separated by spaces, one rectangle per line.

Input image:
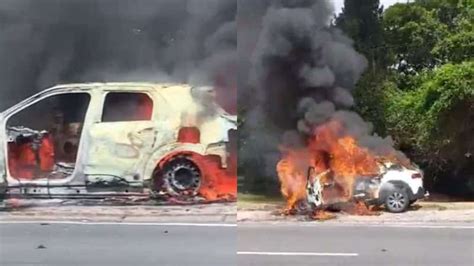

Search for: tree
xmin=416 ymin=0 xmax=469 ymax=27
xmin=352 ymin=0 xmax=474 ymax=197
xmin=335 ymin=0 xmax=386 ymax=70
xmin=383 ymin=3 xmax=448 ymax=74
xmin=432 ymin=6 xmax=474 ymax=63
xmin=335 ymin=0 xmax=391 ymax=135
xmin=383 ymin=62 xmax=474 ymax=196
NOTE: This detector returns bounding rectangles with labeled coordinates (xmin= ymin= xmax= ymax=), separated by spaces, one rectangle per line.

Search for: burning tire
xmin=384 ymin=187 xmax=409 ymax=213
xmin=158 ymin=157 xmax=201 ymax=197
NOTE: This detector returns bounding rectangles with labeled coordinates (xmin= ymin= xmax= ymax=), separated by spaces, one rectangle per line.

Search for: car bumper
xmin=412 ymin=187 xmax=429 ymax=200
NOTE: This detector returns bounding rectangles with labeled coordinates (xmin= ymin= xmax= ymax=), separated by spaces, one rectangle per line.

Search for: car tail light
xmin=412 ymin=173 xmax=422 ymax=179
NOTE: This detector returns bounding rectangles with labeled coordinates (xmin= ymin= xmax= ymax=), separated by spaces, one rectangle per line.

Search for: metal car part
xmin=162 ymin=158 xmax=201 ymax=196
xmin=385 ymin=188 xmax=409 ymax=213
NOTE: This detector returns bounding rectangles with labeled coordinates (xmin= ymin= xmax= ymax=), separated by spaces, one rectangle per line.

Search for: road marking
xmin=237 ymin=251 xmax=358 ymax=257
xmin=0 ymin=221 xmax=236 ymax=227
xmin=241 ymin=222 xmax=474 ymax=230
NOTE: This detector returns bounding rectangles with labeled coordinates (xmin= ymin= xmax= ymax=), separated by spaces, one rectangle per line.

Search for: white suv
xmin=306 ymin=162 xmax=428 ymax=213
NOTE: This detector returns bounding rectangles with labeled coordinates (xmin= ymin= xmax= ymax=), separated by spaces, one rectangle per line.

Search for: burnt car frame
xmin=0 ymin=83 xmax=236 ymax=200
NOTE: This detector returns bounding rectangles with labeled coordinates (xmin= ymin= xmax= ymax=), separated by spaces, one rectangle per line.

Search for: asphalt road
xmin=2 ymin=221 xmax=473 ymax=266
xmin=238 ymin=223 xmax=474 ymax=266
xmin=0 ymin=222 xmax=236 ymax=266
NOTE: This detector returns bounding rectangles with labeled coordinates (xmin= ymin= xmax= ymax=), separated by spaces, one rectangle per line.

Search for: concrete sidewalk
xmin=237 ymin=201 xmax=474 ymax=224
xmin=0 ymin=199 xmax=236 ymax=223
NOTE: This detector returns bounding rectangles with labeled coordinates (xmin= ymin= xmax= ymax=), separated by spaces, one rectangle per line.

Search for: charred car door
xmin=83 ymin=91 xmax=158 ymax=188
xmin=3 ymin=92 xmax=91 ymax=183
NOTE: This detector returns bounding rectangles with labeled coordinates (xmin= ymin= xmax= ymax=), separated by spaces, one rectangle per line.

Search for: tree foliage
xmin=433 ymin=7 xmax=474 ymax=63
xmin=382 ymin=0 xmax=473 ymax=73
xmin=335 ymin=0 xmax=387 ymax=69
xmin=383 ymin=62 xmax=474 ymax=195
xmin=385 ymin=62 xmax=473 ymax=154
xmin=350 ymin=0 xmax=474 ymax=196
xmin=383 ymin=3 xmax=448 ymax=73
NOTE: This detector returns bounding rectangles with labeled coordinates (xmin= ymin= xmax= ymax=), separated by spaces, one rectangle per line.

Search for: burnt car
xmin=0 ymin=83 xmax=236 ymax=200
xmin=306 ymin=162 xmax=429 ymax=213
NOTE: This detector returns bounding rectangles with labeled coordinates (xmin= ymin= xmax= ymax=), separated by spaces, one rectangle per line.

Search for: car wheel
xmin=160 ymin=158 xmax=201 ymax=197
xmin=384 ymin=188 xmax=410 ymax=213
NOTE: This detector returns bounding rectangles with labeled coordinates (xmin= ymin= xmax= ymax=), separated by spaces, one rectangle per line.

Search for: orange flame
xmin=277 ymin=150 xmax=311 ymax=211
xmin=342 ymin=200 xmax=380 ymax=216
xmin=8 ymin=134 xmax=55 ymax=179
xmin=190 ymin=153 xmax=237 ymax=201
xmin=311 ymin=209 xmax=336 ymax=220
xmin=277 ymin=119 xmax=405 ymax=215
xmin=158 ymin=128 xmax=237 ymax=202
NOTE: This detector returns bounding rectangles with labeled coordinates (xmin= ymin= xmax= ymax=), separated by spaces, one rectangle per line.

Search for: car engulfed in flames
xmin=277 ymin=120 xmax=427 ymax=218
xmin=0 ymin=83 xmax=236 ymax=203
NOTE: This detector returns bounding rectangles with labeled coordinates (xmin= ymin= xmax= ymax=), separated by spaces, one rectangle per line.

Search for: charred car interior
xmin=7 ymin=93 xmax=89 ymax=180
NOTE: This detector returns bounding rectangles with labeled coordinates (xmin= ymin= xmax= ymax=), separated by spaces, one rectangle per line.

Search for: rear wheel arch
xmin=142 ymin=143 xmax=207 ymax=181
xmin=379 ymin=180 xmax=412 ymax=200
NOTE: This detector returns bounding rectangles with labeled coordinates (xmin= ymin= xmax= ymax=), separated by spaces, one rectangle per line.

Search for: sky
xmin=333 ymin=0 xmax=411 ymax=14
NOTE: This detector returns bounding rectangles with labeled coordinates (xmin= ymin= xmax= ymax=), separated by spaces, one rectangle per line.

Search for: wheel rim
xmin=387 ymin=191 xmax=406 ymax=211
xmin=165 ymin=161 xmax=201 ymax=194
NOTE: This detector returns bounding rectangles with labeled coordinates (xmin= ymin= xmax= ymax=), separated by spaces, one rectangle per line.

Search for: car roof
xmin=48 ymin=82 xmax=191 ymax=92
xmin=0 ymin=82 xmax=192 ymax=115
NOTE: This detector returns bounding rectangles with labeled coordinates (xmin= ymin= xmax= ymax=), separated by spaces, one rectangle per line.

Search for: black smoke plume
xmin=239 ymin=0 xmax=404 ymax=184
xmin=0 ymin=0 xmax=236 ymax=113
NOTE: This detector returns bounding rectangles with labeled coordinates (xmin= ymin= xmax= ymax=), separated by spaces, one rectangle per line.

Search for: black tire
xmin=158 ymin=157 xmax=201 ymax=197
xmin=384 ymin=187 xmax=410 ymax=213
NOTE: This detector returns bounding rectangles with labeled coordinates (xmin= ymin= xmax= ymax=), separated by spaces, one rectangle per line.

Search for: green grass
xmin=417 ymin=201 xmax=474 ymax=210
xmin=237 ymin=193 xmax=284 ymax=209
